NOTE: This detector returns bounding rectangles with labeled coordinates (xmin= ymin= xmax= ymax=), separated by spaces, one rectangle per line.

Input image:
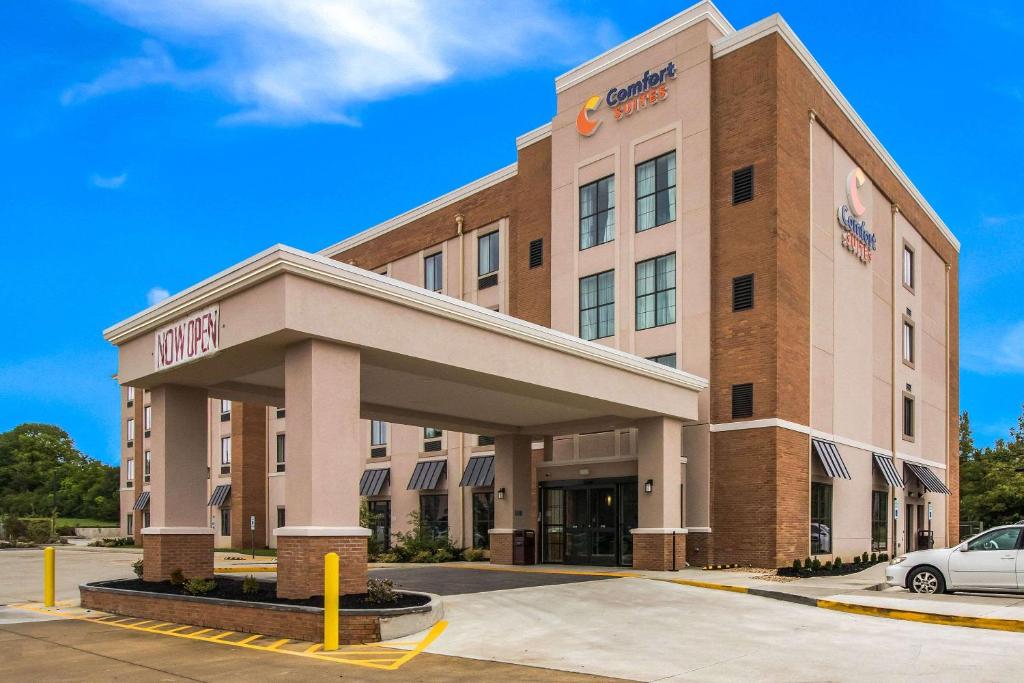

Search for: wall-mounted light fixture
xmin=497 ymin=487 xmax=506 ymax=500
xmin=644 ymin=479 xmax=654 ymax=494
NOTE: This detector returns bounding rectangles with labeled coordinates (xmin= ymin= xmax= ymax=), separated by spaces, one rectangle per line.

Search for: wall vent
xmin=732 ymin=166 xmax=754 ymax=205
xmin=731 ymin=383 xmax=754 ymax=419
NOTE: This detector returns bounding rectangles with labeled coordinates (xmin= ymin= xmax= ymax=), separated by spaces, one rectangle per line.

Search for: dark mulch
xmin=98 ymin=577 xmax=429 ymax=610
xmin=777 ymin=560 xmax=887 ymax=579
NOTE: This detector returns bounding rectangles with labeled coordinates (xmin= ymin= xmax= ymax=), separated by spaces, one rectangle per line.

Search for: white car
xmin=886 ymin=524 xmax=1024 ymax=594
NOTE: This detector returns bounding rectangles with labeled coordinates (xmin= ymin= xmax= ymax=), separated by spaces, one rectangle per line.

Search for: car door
xmin=948 ymin=527 xmax=1022 ymax=591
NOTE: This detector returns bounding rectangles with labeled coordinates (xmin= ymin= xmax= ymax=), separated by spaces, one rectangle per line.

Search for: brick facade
xmin=142 ymin=533 xmax=214 ymax=582
xmin=231 ymin=403 xmax=268 ymax=549
xmin=488 ymin=531 xmax=514 ymax=565
xmin=276 ymin=535 xmax=368 ymax=599
xmin=686 ymin=531 xmax=712 ymax=567
xmin=632 ymin=532 xmax=687 ymax=572
xmin=81 ymin=586 xmax=380 ymax=644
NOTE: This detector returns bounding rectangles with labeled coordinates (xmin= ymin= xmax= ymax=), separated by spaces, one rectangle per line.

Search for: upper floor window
xmin=220 ymin=435 xmax=232 ymax=472
xmin=636 ymin=253 xmax=676 ymax=330
xmin=125 ymin=458 xmax=135 ymax=484
xmin=579 ymin=270 xmax=615 ymax=341
xmin=478 ymin=231 xmax=499 ymax=277
xmin=902 ymin=394 xmax=915 ymax=441
xmin=902 ymin=319 xmax=915 ymax=366
xmin=143 ymin=405 xmax=152 ymax=435
xmin=371 ymin=420 xmax=388 ymax=447
xmin=276 ymin=433 xmax=286 ymax=473
xmin=424 ymin=252 xmax=443 ymax=292
xmin=424 ymin=427 xmax=443 ymax=453
xmin=126 ymin=418 xmax=135 ymax=445
xmin=126 ymin=386 xmax=135 ymax=406
xmin=219 ymin=399 xmax=231 ymax=422
xmin=579 ymin=175 xmax=615 ymax=250
xmin=648 ymin=353 xmax=677 ymax=368
xmin=636 ymin=152 xmax=676 ymax=232
xmin=144 ymin=450 xmax=151 ymax=482
xmin=903 ymin=244 xmax=915 ymax=291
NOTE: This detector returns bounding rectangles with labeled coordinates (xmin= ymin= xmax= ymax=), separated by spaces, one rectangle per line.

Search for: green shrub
xmin=0 ymin=515 xmax=28 ymax=541
xmin=89 ymin=536 xmax=134 ymax=548
xmin=366 ymin=577 xmax=399 ymax=605
xmin=834 ymin=557 xmax=843 ymax=570
xmin=410 ymin=550 xmax=436 ymax=563
xmin=388 ymin=511 xmax=461 ymax=562
xmin=242 ymin=575 xmax=260 ymax=595
xmin=804 ymin=557 xmax=813 ymax=570
xmin=811 ymin=558 xmax=822 ymax=571
xmin=432 ymin=547 xmax=454 ymax=563
xmin=823 ymin=560 xmax=833 ymax=571
xmin=132 ymin=559 xmax=144 ymax=579
xmin=879 ymin=552 xmax=888 ymax=562
xmin=861 ymin=552 xmax=869 ymax=564
xmin=462 ymin=548 xmax=485 ymax=562
xmin=792 ymin=558 xmax=802 ymax=571
xmin=22 ymin=519 xmax=56 ymax=544
xmin=183 ymin=578 xmax=216 ymax=596
xmin=870 ymin=552 xmax=877 ymax=563
xmin=55 ymin=525 xmax=77 ymax=537
xmin=377 ymin=552 xmax=401 ymax=563
xmin=169 ymin=568 xmax=186 ymax=586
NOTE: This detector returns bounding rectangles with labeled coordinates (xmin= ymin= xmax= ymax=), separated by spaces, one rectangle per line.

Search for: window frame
xmin=276 ymin=433 xmax=286 ymax=473
xmin=125 ymin=457 xmax=135 ymax=485
xmin=902 ymin=392 xmax=915 ymax=442
xmin=424 ymin=251 xmax=443 ymax=292
xmin=902 ymin=317 xmax=915 ymax=368
xmin=419 ymin=494 xmax=449 ymax=540
xmin=635 ymin=151 xmax=677 ymax=232
xmin=579 ymin=174 xmax=615 ymax=250
xmin=126 ymin=418 xmax=135 ymax=446
xmin=368 ymin=499 xmax=391 ymax=551
xmin=220 ymin=435 xmax=232 ymax=473
xmin=647 ymin=353 xmax=677 ymax=368
xmin=126 ymin=386 xmax=135 ymax=406
xmin=810 ymin=481 xmax=833 ymax=555
xmin=370 ymin=420 xmax=388 ymax=447
xmin=220 ymin=507 xmax=231 ymax=536
xmin=472 ymin=491 xmax=494 ymax=550
xmin=143 ymin=450 xmax=151 ymax=483
xmin=477 ymin=231 xmax=499 ymax=277
xmin=143 ymin=405 xmax=152 ymax=435
xmin=871 ymin=490 xmax=888 ymax=553
xmin=635 ymin=253 xmax=676 ymax=331
xmin=276 ymin=506 xmax=286 ymax=528
xmin=579 ymin=269 xmax=615 ymax=341
xmin=902 ymin=242 xmax=915 ymax=292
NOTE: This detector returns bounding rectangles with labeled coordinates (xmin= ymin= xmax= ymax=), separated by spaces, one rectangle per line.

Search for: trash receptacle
xmin=512 ymin=529 xmax=536 ymax=565
xmin=916 ymin=529 xmax=934 ymax=550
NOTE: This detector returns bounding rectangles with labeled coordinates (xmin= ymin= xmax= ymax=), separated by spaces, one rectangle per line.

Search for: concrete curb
xmin=668 ymin=578 xmax=1024 ymax=633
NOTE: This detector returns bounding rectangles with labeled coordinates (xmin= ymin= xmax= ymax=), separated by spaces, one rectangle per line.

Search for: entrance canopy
xmin=105 ymin=245 xmax=707 ymax=437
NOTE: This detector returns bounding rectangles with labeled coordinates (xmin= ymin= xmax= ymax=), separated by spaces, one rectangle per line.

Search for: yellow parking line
xmin=266 ymin=639 xmax=290 ymax=650
xmin=236 ymin=634 xmax=261 ymax=645
xmin=669 ymin=578 xmax=749 ymax=594
xmin=304 ymin=643 xmax=323 ymax=654
xmin=164 ymin=625 xmax=192 ymax=634
xmin=209 ymin=631 xmax=235 ymax=641
xmin=188 ymin=628 xmax=213 ymax=637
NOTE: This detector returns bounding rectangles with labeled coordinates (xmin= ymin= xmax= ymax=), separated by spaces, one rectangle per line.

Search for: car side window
xmin=966 ymin=528 xmax=1021 ymax=551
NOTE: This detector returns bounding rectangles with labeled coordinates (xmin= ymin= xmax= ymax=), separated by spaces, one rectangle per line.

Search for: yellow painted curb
xmin=670 ymin=579 xmax=749 ymax=594
xmin=438 ymin=564 xmax=639 ymax=579
xmin=816 ymin=599 xmax=1024 ymax=633
xmin=214 ymin=566 xmax=277 ymax=573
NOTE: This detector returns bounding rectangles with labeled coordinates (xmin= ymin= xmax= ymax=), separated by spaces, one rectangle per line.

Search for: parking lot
xmin=3 ymin=547 xmax=1024 ymax=681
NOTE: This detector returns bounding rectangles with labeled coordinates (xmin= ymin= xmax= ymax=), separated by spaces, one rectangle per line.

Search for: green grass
xmin=215 ymin=547 xmax=277 ymax=557
xmin=20 ymin=517 xmax=119 ymax=528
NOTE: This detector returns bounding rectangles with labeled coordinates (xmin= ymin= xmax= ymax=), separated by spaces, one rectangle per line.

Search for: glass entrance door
xmin=543 ymin=480 xmax=636 ymax=566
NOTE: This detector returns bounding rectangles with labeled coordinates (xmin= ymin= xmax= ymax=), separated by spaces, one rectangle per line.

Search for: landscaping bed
xmin=777 ymin=552 xmax=890 ymax=578
xmin=97 ymin=576 xmax=430 ymax=609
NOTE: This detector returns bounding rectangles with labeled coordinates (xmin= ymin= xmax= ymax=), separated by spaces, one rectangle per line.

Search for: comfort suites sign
xmin=837 ymin=168 xmax=877 ymax=264
xmin=154 ymin=304 xmax=220 ymax=371
xmin=576 ymin=62 xmax=677 ymax=137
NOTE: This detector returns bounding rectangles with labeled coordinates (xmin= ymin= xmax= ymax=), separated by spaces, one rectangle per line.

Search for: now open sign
xmin=154 ymin=305 xmax=220 ymax=371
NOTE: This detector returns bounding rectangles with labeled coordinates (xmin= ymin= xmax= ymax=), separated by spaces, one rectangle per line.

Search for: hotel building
xmin=115 ymin=1 xmax=958 ymax=573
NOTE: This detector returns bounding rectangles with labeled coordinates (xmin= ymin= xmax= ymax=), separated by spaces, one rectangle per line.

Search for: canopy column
xmin=632 ymin=416 xmax=686 ymax=571
xmin=489 ymin=434 xmax=533 ymax=564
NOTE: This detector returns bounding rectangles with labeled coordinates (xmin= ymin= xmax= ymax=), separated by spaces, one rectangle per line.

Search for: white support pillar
xmin=633 ymin=416 xmax=686 ymax=571
xmin=490 ymin=434 xmax=533 ymax=564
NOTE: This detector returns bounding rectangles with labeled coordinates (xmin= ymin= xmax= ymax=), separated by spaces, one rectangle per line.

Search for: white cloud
xmin=963 ymin=321 xmax=1024 ymax=375
xmin=91 ymin=172 xmax=127 ymax=189
xmin=147 ymin=286 xmax=170 ymax=306
xmin=66 ymin=0 xmax=616 ymax=125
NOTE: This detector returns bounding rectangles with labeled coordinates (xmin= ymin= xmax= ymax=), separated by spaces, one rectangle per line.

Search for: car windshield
xmin=966 ymin=527 xmax=1022 ymax=552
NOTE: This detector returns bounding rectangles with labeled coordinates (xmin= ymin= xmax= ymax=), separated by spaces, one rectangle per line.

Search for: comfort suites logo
xmin=837 ymin=168 xmax=877 ymax=264
xmin=575 ymin=62 xmax=678 ymax=137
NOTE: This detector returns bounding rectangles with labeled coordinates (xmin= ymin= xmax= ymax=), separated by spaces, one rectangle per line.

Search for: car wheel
xmin=908 ymin=566 xmax=945 ymax=594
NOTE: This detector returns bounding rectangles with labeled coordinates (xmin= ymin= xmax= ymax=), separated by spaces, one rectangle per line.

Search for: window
xmin=276 ymin=433 xmax=286 ymax=472
xmin=423 ymin=427 xmax=442 ymax=453
xmin=902 ymin=319 xmax=915 ymax=366
xmin=636 ymin=152 xmax=676 ymax=231
xmin=126 ymin=514 xmax=133 ymax=536
xmin=368 ymin=500 xmax=391 ymax=551
xmin=220 ymin=399 xmax=231 ymax=422
xmin=732 ymin=165 xmax=754 ymax=204
xmin=371 ymin=420 xmax=388 ymax=446
xmin=220 ymin=436 xmax=232 ymax=474
xmin=635 ymin=253 xmax=676 ymax=330
xmin=579 ymin=175 xmax=615 ymax=249
xmin=424 ymin=252 xmax=443 ymax=292
xmin=126 ymin=386 xmax=135 ymax=406
xmin=733 ymin=274 xmax=754 ymax=311
xmin=903 ymin=394 xmax=915 ymax=440
xmin=529 ymin=238 xmax=544 ymax=268
xmin=478 ymin=435 xmax=495 ymax=447
xmin=143 ymin=405 xmax=152 ymax=436
xmin=126 ymin=458 xmax=135 ymax=485
xmin=144 ymin=450 xmax=151 ymax=483
xmin=142 ymin=510 xmax=150 ymax=529
xmin=276 ymin=407 xmax=286 ymax=419
xmin=420 ymin=494 xmax=449 ymax=539
xmin=126 ymin=418 xmax=135 ymax=446
xmin=220 ymin=507 xmax=231 ymax=536
xmin=276 ymin=507 xmax=286 ymax=528
xmin=731 ymin=383 xmax=754 ymax=419
xmin=478 ymin=231 xmax=499 ymax=276
xmin=579 ymin=270 xmax=615 ymax=340
xmin=473 ymin=492 xmax=494 ymax=549
xmin=811 ymin=482 xmax=833 ymax=555
xmin=966 ymin=527 xmax=1022 ymax=552
xmin=871 ymin=491 xmax=887 ymax=552
xmin=902 ymin=244 xmax=915 ymax=291
xmin=647 ymin=353 xmax=677 ymax=368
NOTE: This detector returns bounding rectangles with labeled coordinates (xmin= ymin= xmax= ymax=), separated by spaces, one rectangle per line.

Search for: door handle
xmin=1001 ymin=555 xmax=1015 ymax=559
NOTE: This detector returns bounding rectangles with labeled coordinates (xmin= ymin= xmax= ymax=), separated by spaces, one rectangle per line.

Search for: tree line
xmin=959 ymin=408 xmax=1024 ymax=528
xmin=0 ymin=423 xmax=119 ymax=521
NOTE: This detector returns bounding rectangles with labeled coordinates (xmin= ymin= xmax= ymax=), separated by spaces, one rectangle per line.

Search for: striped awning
xmin=459 ymin=455 xmax=494 ymax=487
xmin=207 ymin=484 xmax=231 ymax=507
xmin=360 ymin=468 xmax=390 ymax=496
xmin=407 ymin=460 xmax=446 ymax=490
xmin=812 ymin=438 xmax=851 ymax=480
xmin=905 ymin=462 xmax=950 ymax=495
xmin=132 ymin=491 xmax=150 ymax=511
xmin=872 ymin=453 xmax=904 ymax=488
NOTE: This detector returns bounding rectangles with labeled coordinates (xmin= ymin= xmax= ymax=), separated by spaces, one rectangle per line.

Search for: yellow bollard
xmin=323 ymin=551 xmax=339 ymax=651
xmin=43 ymin=546 xmax=55 ymax=607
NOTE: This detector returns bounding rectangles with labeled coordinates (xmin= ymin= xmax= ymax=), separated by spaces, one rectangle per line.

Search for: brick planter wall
xmin=632 ymin=532 xmax=686 ymax=571
xmin=276 ymin=535 xmax=367 ymax=599
xmin=80 ymin=584 xmax=380 ymax=644
xmin=686 ymin=531 xmax=712 ymax=567
xmin=488 ymin=532 xmax=513 ymax=564
xmin=143 ymin=533 xmax=214 ymax=582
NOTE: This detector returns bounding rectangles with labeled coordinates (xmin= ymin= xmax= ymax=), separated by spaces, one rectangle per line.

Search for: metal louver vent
xmin=529 ymin=239 xmax=543 ymax=268
xmin=732 ymin=166 xmax=754 ymax=205
xmin=731 ymin=383 xmax=754 ymax=419
xmin=732 ymin=274 xmax=754 ymax=311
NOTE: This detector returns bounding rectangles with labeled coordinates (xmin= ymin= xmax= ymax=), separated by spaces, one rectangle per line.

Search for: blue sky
xmin=0 ymin=1 xmax=1020 ymax=464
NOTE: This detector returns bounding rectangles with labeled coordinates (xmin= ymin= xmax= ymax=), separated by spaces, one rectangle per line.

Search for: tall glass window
xmin=636 ymin=253 xmax=676 ymax=330
xmin=220 ymin=436 xmax=231 ymax=466
xmin=871 ymin=490 xmax=888 ymax=552
xmin=478 ymin=231 xmax=499 ymax=276
xmin=636 ymin=152 xmax=676 ymax=231
xmin=579 ymin=175 xmax=615 ymax=250
xmin=810 ymin=482 xmax=833 ymax=555
xmin=903 ymin=245 xmax=914 ymax=289
xmin=368 ymin=500 xmax=391 ymax=551
xmin=579 ymin=270 xmax=615 ymax=341
xmin=420 ymin=494 xmax=449 ymax=539
xmin=472 ymin=492 xmax=494 ymax=549
xmin=424 ymin=252 xmax=443 ymax=292
xmin=371 ymin=420 xmax=388 ymax=447
xmin=276 ymin=433 xmax=286 ymax=472
xmin=220 ymin=507 xmax=231 ymax=536
xmin=143 ymin=450 xmax=151 ymax=482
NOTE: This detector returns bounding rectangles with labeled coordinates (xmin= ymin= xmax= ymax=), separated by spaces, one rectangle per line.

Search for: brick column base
xmin=686 ymin=531 xmax=712 ymax=568
xmin=276 ymin=534 xmax=368 ymax=599
xmin=631 ymin=531 xmax=686 ymax=571
xmin=142 ymin=531 xmax=214 ymax=582
xmin=488 ymin=531 xmax=514 ymax=564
